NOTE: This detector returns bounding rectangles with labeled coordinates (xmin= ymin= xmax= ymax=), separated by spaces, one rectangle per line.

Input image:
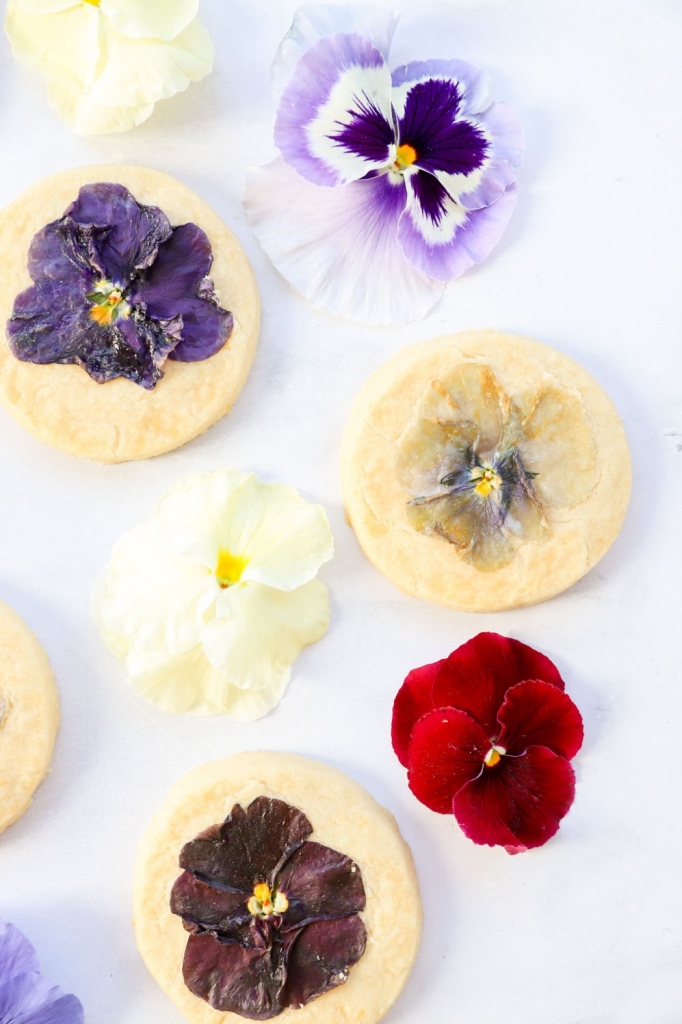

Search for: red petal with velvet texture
xmin=391 ymin=658 xmax=444 ymax=767
xmin=407 ymin=707 xmax=488 ymax=813
xmin=432 ymin=633 xmax=565 ymax=737
xmin=453 ymin=746 xmax=576 ymax=852
xmin=497 ymin=680 xmax=584 ymax=759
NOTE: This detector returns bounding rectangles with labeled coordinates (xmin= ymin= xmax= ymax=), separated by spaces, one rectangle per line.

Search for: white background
xmin=1 ymin=1 xmax=681 ymax=1021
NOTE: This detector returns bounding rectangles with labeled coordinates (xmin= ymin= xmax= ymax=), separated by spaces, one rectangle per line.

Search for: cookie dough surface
xmin=134 ymin=752 xmax=421 ymax=1024
xmin=340 ymin=331 xmax=631 ymax=612
xmin=0 ymin=165 xmax=260 ymax=463
xmin=0 ymin=601 xmax=59 ymax=833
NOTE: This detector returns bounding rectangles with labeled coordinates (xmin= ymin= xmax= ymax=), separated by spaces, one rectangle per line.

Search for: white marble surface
xmin=0 ymin=1 xmax=681 ymax=1021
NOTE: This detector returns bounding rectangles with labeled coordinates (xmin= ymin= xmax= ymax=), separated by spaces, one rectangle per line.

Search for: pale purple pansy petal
xmin=399 ymin=177 xmax=518 ymax=281
xmin=272 ymin=2 xmax=399 ymax=102
xmin=0 ymin=918 xmax=84 ymax=1024
xmin=244 ymin=158 xmax=444 ymax=324
xmin=457 ymin=102 xmax=524 ymax=210
xmin=275 ymin=33 xmax=394 ymax=186
xmin=0 ymin=919 xmax=41 ymax=982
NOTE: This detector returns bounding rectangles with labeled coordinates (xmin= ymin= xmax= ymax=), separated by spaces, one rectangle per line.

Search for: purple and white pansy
xmin=244 ymin=4 xmax=523 ymax=325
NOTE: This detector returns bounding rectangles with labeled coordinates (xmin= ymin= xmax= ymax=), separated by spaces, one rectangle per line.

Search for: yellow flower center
xmin=215 ymin=549 xmax=247 ymax=589
xmin=394 ymin=143 xmax=418 ymax=171
xmin=83 ymin=0 xmax=101 ymax=6
xmin=88 ymin=280 xmax=129 ymax=326
xmin=471 ymin=464 xmax=502 ymax=498
xmin=247 ymin=882 xmax=289 ymax=917
xmin=484 ymin=744 xmax=506 ymax=768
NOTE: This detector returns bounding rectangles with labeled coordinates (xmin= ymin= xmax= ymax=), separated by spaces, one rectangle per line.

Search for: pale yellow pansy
xmin=5 ymin=0 xmax=213 ymax=134
xmin=92 ymin=470 xmax=334 ymax=719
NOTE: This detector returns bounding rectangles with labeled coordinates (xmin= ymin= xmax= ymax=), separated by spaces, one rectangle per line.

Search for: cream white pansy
xmin=5 ymin=0 xmax=214 ymax=134
xmin=92 ymin=470 xmax=334 ymax=720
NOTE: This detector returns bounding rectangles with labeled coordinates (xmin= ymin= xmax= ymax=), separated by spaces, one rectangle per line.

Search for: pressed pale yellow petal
xmin=5 ymin=2 xmax=99 ymax=86
xmin=396 ymin=417 xmax=480 ymax=497
xmin=47 ymin=78 xmax=155 ymax=133
xmin=90 ymin=17 xmax=213 ymax=109
xmin=99 ymin=0 xmax=198 ymax=41
xmin=431 ymin=364 xmax=508 ymax=454
xmin=202 ymin=580 xmax=330 ymax=691
xmin=519 ymin=383 xmax=598 ymax=508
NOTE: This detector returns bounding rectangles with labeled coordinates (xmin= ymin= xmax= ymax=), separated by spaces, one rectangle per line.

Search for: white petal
xmin=243 ymin=158 xmax=444 ymax=325
xmin=92 ymin=523 xmax=214 ymax=657
xmin=271 ymin=2 xmax=399 ymax=102
xmin=202 ymin=579 xmax=330 ymax=692
xmin=99 ymin=0 xmax=198 ymax=41
xmin=91 ymin=17 xmax=214 ymax=109
xmin=47 ymin=79 xmax=155 ymax=133
xmin=5 ymin=2 xmax=99 ymax=86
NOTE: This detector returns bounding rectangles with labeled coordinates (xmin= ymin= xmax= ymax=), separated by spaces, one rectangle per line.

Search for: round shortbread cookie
xmin=0 ymin=166 xmax=260 ymax=463
xmin=340 ymin=331 xmax=631 ymax=612
xmin=134 ymin=752 xmax=421 ymax=1024
xmin=0 ymin=601 xmax=59 ymax=833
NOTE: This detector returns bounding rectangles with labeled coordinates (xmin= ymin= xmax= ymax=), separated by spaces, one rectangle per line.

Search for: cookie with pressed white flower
xmin=340 ymin=330 xmax=631 ymax=612
xmin=134 ymin=752 xmax=421 ymax=1024
xmin=0 ymin=165 xmax=259 ymax=462
xmin=0 ymin=601 xmax=59 ymax=834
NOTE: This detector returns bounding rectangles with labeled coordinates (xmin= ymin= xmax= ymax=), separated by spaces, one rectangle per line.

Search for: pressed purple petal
xmin=275 ymin=33 xmax=394 ymax=186
xmin=453 ymin=747 xmax=577 ymax=852
xmin=170 ymin=870 xmax=256 ymax=943
xmin=496 ymin=680 xmax=584 ymax=759
xmin=392 ymin=58 xmax=491 ymax=117
xmin=398 ymin=179 xmax=517 ymax=281
xmin=286 ymin=916 xmax=367 ymax=1010
xmin=0 ymin=920 xmax=40 ymax=984
xmin=66 ymin=183 xmax=172 ymax=284
xmin=180 ymin=798 xmax=313 ymax=894
xmin=27 ymin=219 xmax=103 ymax=288
xmin=244 ymin=157 xmax=443 ymax=324
xmin=182 ymin=932 xmax=286 ymax=1020
xmin=278 ymin=841 xmax=365 ymax=929
xmin=397 ymin=78 xmax=489 ymax=179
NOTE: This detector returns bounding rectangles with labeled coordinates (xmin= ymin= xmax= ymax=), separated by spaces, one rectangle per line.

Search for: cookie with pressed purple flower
xmin=134 ymin=751 xmax=421 ymax=1023
xmin=0 ymin=166 xmax=260 ymax=462
xmin=0 ymin=601 xmax=59 ymax=833
xmin=340 ymin=330 xmax=631 ymax=611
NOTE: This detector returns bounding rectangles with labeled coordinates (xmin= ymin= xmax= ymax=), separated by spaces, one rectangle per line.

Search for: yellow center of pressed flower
xmin=394 ymin=143 xmax=418 ymax=171
xmin=215 ymin=550 xmax=247 ymax=589
xmin=88 ymin=280 xmax=129 ymax=325
xmin=484 ymin=745 xmax=506 ymax=768
xmin=471 ymin=465 xmax=502 ymax=498
xmin=247 ymin=882 xmax=289 ymax=917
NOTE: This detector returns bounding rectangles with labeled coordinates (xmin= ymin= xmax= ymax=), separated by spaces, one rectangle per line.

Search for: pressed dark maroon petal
xmin=407 ymin=707 xmax=488 ymax=813
xmin=391 ymin=659 xmax=443 ymax=767
xmin=170 ymin=871 xmax=257 ymax=944
xmin=183 ymin=932 xmax=287 ymax=1020
xmin=286 ymin=916 xmax=367 ymax=1010
xmin=278 ymin=841 xmax=365 ymax=930
xmin=180 ymin=798 xmax=312 ymax=893
xmin=453 ymin=746 xmax=576 ymax=852
xmin=398 ymin=78 xmax=488 ymax=177
xmin=497 ymin=680 xmax=584 ymax=759
xmin=66 ymin=183 xmax=172 ymax=284
xmin=432 ymin=633 xmax=565 ymax=737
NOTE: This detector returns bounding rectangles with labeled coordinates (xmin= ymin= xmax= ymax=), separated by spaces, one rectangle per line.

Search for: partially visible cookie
xmin=340 ymin=330 xmax=631 ymax=612
xmin=0 ymin=601 xmax=59 ymax=833
xmin=0 ymin=165 xmax=260 ymax=463
xmin=134 ymin=752 xmax=421 ymax=1024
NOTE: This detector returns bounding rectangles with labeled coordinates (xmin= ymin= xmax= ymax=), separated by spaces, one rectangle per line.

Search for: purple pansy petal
xmin=0 ymin=920 xmax=41 ymax=983
xmin=392 ymin=58 xmax=491 ymax=118
xmin=286 ymin=916 xmax=367 ymax=1009
xmin=8 ymin=281 xmax=96 ymax=362
xmin=457 ymin=102 xmax=524 ymax=211
xmin=398 ymin=178 xmax=517 ymax=281
xmin=244 ymin=158 xmax=443 ymax=324
xmin=275 ymin=33 xmax=394 ymax=186
xmin=66 ymin=183 xmax=172 ymax=284
xmin=27 ymin=219 xmax=102 ymax=288
xmin=183 ymin=932 xmax=287 ymax=1019
xmin=278 ymin=841 xmax=365 ymax=929
xmin=272 ymin=3 xmax=399 ymax=101
xmin=170 ymin=870 xmax=256 ymax=944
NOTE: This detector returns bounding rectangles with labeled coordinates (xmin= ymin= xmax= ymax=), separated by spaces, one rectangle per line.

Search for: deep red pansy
xmin=391 ymin=633 xmax=584 ymax=854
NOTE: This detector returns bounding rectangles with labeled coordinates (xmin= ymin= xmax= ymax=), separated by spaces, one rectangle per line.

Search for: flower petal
xmin=203 ymin=579 xmax=329 ymax=691
xmin=99 ymin=0 xmax=199 ymax=41
xmin=0 ymin=919 xmax=41 ymax=983
xmin=46 ymin=79 xmax=155 ymax=134
xmin=398 ymin=79 xmax=489 ymax=183
xmin=497 ymin=680 xmax=584 ymax=759
xmin=398 ymin=174 xmax=517 ymax=282
xmin=422 ymin=364 xmax=508 ymax=453
xmin=244 ymin=158 xmax=443 ymax=325
xmin=432 ymin=633 xmax=565 ymax=737
xmin=170 ymin=870 xmax=253 ymax=941
xmin=0 ymin=972 xmax=83 ymax=1024
xmin=182 ymin=931 xmax=286 ymax=1018
xmin=286 ymin=916 xmax=367 ymax=1009
xmin=406 ymin=708 xmax=488 ymax=814
xmin=278 ymin=841 xmax=366 ymax=928
xmin=274 ymin=34 xmax=394 ymax=186
xmin=453 ymin=747 xmax=576 ymax=852
xmin=5 ymin=3 xmax=99 ymax=87
xmin=272 ymin=3 xmax=399 ymax=101
xmin=391 ymin=659 xmax=444 ymax=767
xmin=396 ymin=418 xmax=480 ymax=498
xmin=392 ymin=58 xmax=491 ymax=118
